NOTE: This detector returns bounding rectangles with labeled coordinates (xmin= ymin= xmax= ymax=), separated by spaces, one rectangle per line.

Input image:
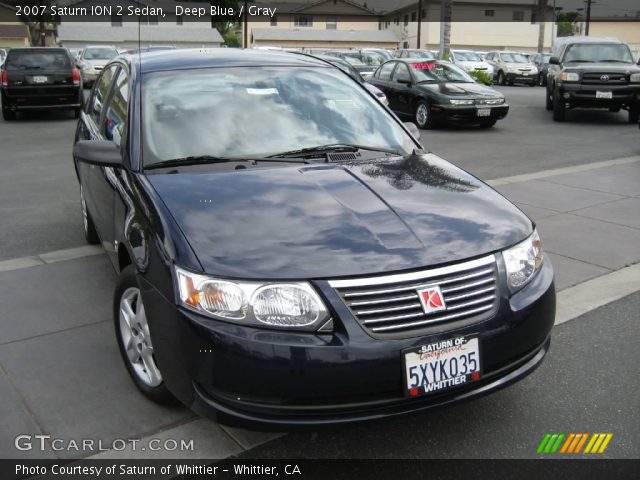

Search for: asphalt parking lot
xmin=0 ymin=85 xmax=639 ymax=460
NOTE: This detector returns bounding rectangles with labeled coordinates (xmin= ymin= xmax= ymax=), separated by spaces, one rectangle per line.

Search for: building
xmin=57 ymin=0 xmax=223 ymax=50
xmin=245 ymin=0 xmax=400 ymax=48
xmin=0 ymin=3 xmax=30 ymax=48
xmin=373 ymin=0 xmax=556 ymax=52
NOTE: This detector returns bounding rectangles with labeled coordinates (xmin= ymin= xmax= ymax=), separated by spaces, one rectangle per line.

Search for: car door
xmin=389 ymin=62 xmax=414 ymax=115
xmin=369 ymin=61 xmax=397 ymax=98
xmin=79 ymin=64 xmax=122 ymax=255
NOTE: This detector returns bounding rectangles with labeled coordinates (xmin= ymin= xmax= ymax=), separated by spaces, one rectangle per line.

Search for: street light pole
xmin=585 ymin=0 xmax=592 ymax=36
xmin=417 ymin=0 xmax=422 ymax=49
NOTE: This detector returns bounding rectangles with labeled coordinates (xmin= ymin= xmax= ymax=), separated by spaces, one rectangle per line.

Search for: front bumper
xmin=432 ymin=104 xmax=509 ymax=124
xmin=558 ymin=82 xmax=640 ymax=108
xmin=506 ymin=72 xmax=536 ymax=84
xmin=140 ymin=258 xmax=555 ymax=427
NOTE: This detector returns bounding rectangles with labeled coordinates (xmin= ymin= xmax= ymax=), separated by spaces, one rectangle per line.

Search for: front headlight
xmin=450 ymin=99 xmax=474 ymax=105
xmin=502 ymin=230 xmax=544 ymax=290
xmin=175 ymin=266 xmax=331 ymax=331
xmin=630 ymin=73 xmax=640 ymax=83
xmin=560 ymin=72 xmax=580 ymax=82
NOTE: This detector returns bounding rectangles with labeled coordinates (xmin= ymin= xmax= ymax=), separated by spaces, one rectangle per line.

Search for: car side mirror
xmin=549 ymin=56 xmax=560 ymax=65
xmin=404 ymin=122 xmax=421 ymax=141
xmin=74 ymin=140 xmax=123 ymax=167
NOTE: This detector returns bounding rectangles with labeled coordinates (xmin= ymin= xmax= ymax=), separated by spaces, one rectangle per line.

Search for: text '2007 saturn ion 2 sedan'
xmin=73 ymin=49 xmax=555 ymax=427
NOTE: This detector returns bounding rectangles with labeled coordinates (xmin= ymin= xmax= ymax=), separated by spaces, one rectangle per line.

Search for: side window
xmin=90 ymin=65 xmax=118 ymax=125
xmin=392 ymin=63 xmax=411 ymax=83
xmin=378 ymin=62 xmax=395 ymax=81
xmin=103 ymin=68 xmax=129 ymax=148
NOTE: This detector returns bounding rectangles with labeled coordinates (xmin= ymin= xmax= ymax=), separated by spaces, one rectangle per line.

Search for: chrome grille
xmin=582 ymin=72 xmax=627 ymax=84
xmin=329 ymin=255 xmax=498 ymax=339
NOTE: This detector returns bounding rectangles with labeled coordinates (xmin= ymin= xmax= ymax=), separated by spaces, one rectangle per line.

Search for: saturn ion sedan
xmin=73 ymin=49 xmax=555 ymax=426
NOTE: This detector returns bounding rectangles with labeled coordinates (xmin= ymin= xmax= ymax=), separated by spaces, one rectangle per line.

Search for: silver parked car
xmin=76 ymin=45 xmax=119 ymax=88
xmin=485 ymin=51 xmax=537 ymax=86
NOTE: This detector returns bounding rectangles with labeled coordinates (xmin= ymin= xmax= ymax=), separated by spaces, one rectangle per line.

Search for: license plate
xmin=32 ymin=76 xmax=48 ymax=84
xmin=596 ymin=91 xmax=613 ymax=99
xmin=477 ymin=108 xmax=491 ymax=117
xmin=403 ymin=336 xmax=481 ymax=397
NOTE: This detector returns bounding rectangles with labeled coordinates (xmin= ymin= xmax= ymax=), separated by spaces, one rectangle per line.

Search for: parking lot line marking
xmin=555 ymin=262 xmax=640 ymax=325
xmin=487 ymin=156 xmax=640 ymax=187
xmin=0 ymin=245 xmax=104 ymax=273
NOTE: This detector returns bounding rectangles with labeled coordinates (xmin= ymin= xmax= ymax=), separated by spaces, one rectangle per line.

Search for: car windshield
xmin=563 ymin=43 xmax=634 ymax=63
xmin=83 ymin=47 xmax=118 ymax=60
xmin=407 ymin=50 xmax=435 ymax=59
xmin=500 ymin=53 xmax=528 ymax=63
xmin=411 ymin=61 xmax=475 ymax=83
xmin=6 ymin=50 xmax=71 ymax=70
xmin=455 ymin=51 xmax=483 ymax=62
xmin=141 ymin=66 xmax=415 ymax=166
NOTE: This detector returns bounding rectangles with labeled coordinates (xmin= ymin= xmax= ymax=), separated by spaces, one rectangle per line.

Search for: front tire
xmin=415 ymin=100 xmax=435 ymax=129
xmin=497 ymin=71 xmax=506 ymax=86
xmin=629 ymin=106 xmax=639 ymax=124
xmin=114 ymin=266 xmax=177 ymax=405
xmin=538 ymin=73 xmax=546 ymax=86
xmin=545 ymin=85 xmax=553 ymax=111
xmin=552 ymin=91 xmax=566 ymax=122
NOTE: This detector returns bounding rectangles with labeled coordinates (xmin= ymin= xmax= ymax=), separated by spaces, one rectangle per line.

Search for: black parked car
xmin=546 ymin=38 xmax=640 ymax=123
xmin=74 ymin=49 xmax=554 ymax=426
xmin=369 ymin=59 xmax=509 ymax=129
xmin=1 ymin=47 xmax=82 ymax=120
xmin=530 ymin=52 xmax=552 ymax=86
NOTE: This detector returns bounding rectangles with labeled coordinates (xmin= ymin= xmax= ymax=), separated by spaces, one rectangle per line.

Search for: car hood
xmin=147 ymin=154 xmax=532 ymax=279
xmin=422 ymin=82 xmax=503 ymax=98
xmin=85 ymin=59 xmax=110 ymax=68
xmin=459 ymin=61 xmax=492 ymax=70
xmin=563 ymin=62 xmax=639 ymax=72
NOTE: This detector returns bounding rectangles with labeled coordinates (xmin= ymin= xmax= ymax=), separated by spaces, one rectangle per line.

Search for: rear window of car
xmin=6 ymin=50 xmax=71 ymax=70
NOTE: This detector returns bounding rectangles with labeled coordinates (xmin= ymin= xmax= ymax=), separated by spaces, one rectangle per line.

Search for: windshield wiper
xmin=144 ymin=155 xmax=308 ymax=170
xmin=566 ymin=60 xmax=593 ymax=63
xmin=599 ymin=59 xmax=632 ymax=63
xmin=267 ymin=144 xmax=402 ymax=158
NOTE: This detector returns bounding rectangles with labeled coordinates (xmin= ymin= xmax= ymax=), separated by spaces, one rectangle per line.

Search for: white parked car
xmin=449 ymin=50 xmax=494 ymax=76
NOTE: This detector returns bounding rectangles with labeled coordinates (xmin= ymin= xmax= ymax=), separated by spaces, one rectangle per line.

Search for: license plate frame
xmin=403 ymin=335 xmax=481 ymax=398
xmin=596 ymin=91 xmax=613 ymax=99
xmin=32 ymin=76 xmax=48 ymax=84
xmin=477 ymin=108 xmax=491 ymax=117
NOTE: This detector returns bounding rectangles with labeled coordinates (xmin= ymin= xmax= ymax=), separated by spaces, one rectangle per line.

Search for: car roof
xmin=123 ymin=48 xmax=330 ymax=73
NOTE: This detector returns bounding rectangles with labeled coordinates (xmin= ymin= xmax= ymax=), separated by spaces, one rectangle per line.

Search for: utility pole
xmin=585 ymin=0 xmax=592 ymax=35
xmin=537 ymin=0 xmax=546 ymax=53
xmin=243 ymin=0 xmax=248 ymax=48
xmin=417 ymin=0 xmax=422 ymax=49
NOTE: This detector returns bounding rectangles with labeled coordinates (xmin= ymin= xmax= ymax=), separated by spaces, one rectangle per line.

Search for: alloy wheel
xmin=118 ymin=287 xmax=163 ymax=387
xmin=416 ymin=103 xmax=429 ymax=127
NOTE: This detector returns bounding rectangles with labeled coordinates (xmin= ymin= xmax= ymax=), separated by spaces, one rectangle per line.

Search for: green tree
xmin=556 ymin=11 xmax=581 ymax=37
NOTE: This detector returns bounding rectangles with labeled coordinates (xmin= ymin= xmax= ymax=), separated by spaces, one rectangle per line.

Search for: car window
xmin=103 ymin=68 xmax=129 ymax=147
xmin=90 ymin=65 xmax=118 ymax=125
xmin=5 ymin=50 xmax=71 ymax=70
xmin=377 ymin=62 xmax=395 ymax=81
xmin=392 ymin=63 xmax=411 ymax=83
xmin=411 ymin=61 xmax=475 ymax=83
xmin=83 ymin=47 xmax=118 ymax=61
xmin=563 ymin=43 xmax=634 ymax=64
xmin=141 ymin=66 xmax=416 ymax=165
